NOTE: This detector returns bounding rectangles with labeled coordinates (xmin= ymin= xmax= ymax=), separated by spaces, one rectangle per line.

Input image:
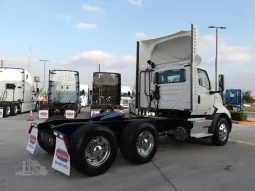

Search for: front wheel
xmin=120 ymin=122 xmax=158 ymax=164
xmin=211 ymin=117 xmax=230 ymax=146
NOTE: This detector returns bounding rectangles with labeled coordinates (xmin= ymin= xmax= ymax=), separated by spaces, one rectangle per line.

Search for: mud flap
xmin=51 ymin=131 xmax=70 ymax=176
xmin=26 ymin=127 xmax=38 ymax=154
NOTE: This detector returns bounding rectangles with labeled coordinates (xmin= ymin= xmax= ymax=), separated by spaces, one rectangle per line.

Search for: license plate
xmin=41 ymin=132 xmax=54 ymax=145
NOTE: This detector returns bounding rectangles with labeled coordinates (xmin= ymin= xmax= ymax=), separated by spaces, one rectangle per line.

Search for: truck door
xmin=194 ymin=68 xmax=215 ymax=115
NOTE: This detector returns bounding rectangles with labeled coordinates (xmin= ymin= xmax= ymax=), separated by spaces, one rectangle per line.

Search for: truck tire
xmin=211 ymin=117 xmax=230 ymax=146
xmin=70 ymin=124 xmax=118 ymax=176
xmin=120 ymin=121 xmax=158 ymax=164
xmin=3 ymin=104 xmax=11 ymax=118
xmin=10 ymin=104 xmax=18 ymax=116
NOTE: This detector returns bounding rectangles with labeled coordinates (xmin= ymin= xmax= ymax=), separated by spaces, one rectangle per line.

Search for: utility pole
xmin=0 ymin=60 xmax=5 ymax=67
xmin=39 ymin=60 xmax=50 ymax=90
xmin=99 ymin=64 xmax=100 ymax=72
xmin=208 ymin=26 xmax=226 ymax=91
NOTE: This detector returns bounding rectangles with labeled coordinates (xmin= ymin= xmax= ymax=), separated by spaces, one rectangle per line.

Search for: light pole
xmin=39 ymin=60 xmax=50 ymax=90
xmin=208 ymin=26 xmax=226 ymax=91
xmin=0 ymin=60 xmax=6 ymax=67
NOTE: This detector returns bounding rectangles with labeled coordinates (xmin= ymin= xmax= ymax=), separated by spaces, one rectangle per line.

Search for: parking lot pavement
xmin=1 ymin=111 xmax=255 ymax=191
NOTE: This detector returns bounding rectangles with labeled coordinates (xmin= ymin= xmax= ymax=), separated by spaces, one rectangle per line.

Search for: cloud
xmin=82 ymin=4 xmax=104 ymax=12
xmin=57 ymin=15 xmax=71 ymax=22
xmin=135 ymin=32 xmax=147 ymax=38
xmin=74 ymin=22 xmax=97 ymax=30
xmin=70 ymin=50 xmax=135 ymax=68
xmin=128 ymin=0 xmax=142 ymax=6
xmin=201 ymin=35 xmax=252 ymax=63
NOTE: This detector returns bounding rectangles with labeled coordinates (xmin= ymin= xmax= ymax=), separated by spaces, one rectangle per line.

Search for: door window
xmin=197 ymin=69 xmax=210 ymax=90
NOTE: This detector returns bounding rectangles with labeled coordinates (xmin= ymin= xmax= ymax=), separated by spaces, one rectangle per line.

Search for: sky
xmin=0 ymin=0 xmax=255 ymax=94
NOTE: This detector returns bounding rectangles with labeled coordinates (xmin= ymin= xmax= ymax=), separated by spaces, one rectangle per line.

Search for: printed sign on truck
xmin=0 ymin=108 xmax=3 ymax=118
xmin=39 ymin=110 xmax=49 ymax=119
xmin=52 ymin=137 xmax=70 ymax=176
xmin=65 ymin=110 xmax=75 ymax=119
xmin=90 ymin=110 xmax=100 ymax=117
xmin=26 ymin=127 xmax=38 ymax=154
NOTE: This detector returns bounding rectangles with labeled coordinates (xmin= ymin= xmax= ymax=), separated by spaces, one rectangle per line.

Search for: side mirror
xmin=128 ymin=91 xmax=131 ymax=97
xmin=218 ymin=74 xmax=224 ymax=92
xmin=153 ymin=73 xmax=158 ymax=84
xmin=81 ymin=90 xmax=85 ymax=95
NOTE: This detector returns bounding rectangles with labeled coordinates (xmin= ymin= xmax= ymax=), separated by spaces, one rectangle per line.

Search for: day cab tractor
xmin=26 ymin=24 xmax=232 ymax=177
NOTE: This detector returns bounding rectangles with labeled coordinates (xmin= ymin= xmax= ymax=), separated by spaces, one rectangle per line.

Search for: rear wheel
xmin=10 ymin=104 xmax=18 ymax=116
xmin=120 ymin=122 xmax=158 ymax=164
xmin=3 ymin=104 xmax=11 ymax=118
xmin=70 ymin=124 xmax=118 ymax=176
xmin=211 ymin=117 xmax=230 ymax=146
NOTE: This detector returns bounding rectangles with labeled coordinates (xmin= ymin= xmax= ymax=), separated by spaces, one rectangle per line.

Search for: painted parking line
xmin=229 ymin=139 xmax=255 ymax=146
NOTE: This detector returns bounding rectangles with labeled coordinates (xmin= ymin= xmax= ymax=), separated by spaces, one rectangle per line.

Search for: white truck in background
xmin=120 ymin=85 xmax=132 ymax=109
xmin=0 ymin=67 xmax=39 ymax=118
xmin=41 ymin=70 xmax=80 ymax=117
xmin=129 ymin=82 xmax=136 ymax=114
xmin=79 ymin=84 xmax=89 ymax=107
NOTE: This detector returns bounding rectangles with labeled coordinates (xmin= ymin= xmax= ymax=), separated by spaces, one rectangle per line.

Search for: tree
xmin=242 ymin=90 xmax=255 ymax=104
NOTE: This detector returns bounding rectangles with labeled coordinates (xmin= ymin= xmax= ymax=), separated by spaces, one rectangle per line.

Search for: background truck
xmin=40 ymin=70 xmax=80 ymax=117
xmin=26 ymin=24 xmax=232 ymax=177
xmin=120 ymin=85 xmax=132 ymax=109
xmin=79 ymin=84 xmax=89 ymax=107
xmin=90 ymin=72 xmax=123 ymax=116
xmin=0 ymin=67 xmax=39 ymax=118
xmin=220 ymin=89 xmax=244 ymax=111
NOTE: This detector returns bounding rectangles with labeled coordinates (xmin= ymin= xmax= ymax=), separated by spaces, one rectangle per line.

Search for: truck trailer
xmin=40 ymin=70 xmax=80 ymax=118
xmin=90 ymin=72 xmax=123 ymax=116
xmin=120 ymin=85 xmax=132 ymax=109
xmin=26 ymin=24 xmax=232 ymax=177
xmin=79 ymin=84 xmax=89 ymax=107
xmin=0 ymin=67 xmax=39 ymax=118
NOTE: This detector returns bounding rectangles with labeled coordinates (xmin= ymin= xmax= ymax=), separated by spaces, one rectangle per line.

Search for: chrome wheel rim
xmin=136 ymin=131 xmax=154 ymax=157
xmin=219 ymin=124 xmax=228 ymax=141
xmin=14 ymin=105 xmax=18 ymax=114
xmin=85 ymin=136 xmax=111 ymax=166
xmin=6 ymin=106 xmax=10 ymax=115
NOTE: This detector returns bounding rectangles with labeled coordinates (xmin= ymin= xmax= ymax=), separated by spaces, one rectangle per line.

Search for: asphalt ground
xmin=0 ymin=108 xmax=255 ymax=191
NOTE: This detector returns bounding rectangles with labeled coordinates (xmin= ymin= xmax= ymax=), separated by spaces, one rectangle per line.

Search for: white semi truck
xmin=120 ymin=85 xmax=132 ymax=108
xmin=0 ymin=67 xmax=39 ymax=118
xmin=27 ymin=24 xmax=232 ymax=177
xmin=79 ymin=84 xmax=89 ymax=107
xmin=41 ymin=70 xmax=80 ymax=117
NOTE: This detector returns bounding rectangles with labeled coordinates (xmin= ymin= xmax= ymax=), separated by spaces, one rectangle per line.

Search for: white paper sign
xmin=90 ymin=110 xmax=100 ymax=117
xmin=0 ymin=108 xmax=3 ymax=118
xmin=65 ymin=110 xmax=75 ymax=119
xmin=52 ymin=137 xmax=70 ymax=176
xmin=39 ymin=110 xmax=49 ymax=119
xmin=26 ymin=127 xmax=38 ymax=154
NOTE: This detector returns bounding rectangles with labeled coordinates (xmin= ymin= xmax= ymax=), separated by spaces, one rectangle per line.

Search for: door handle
xmin=198 ymin=95 xmax=200 ymax=104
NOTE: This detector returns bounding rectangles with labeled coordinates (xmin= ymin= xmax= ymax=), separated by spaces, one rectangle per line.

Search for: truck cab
xmin=134 ymin=24 xmax=230 ymax=121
